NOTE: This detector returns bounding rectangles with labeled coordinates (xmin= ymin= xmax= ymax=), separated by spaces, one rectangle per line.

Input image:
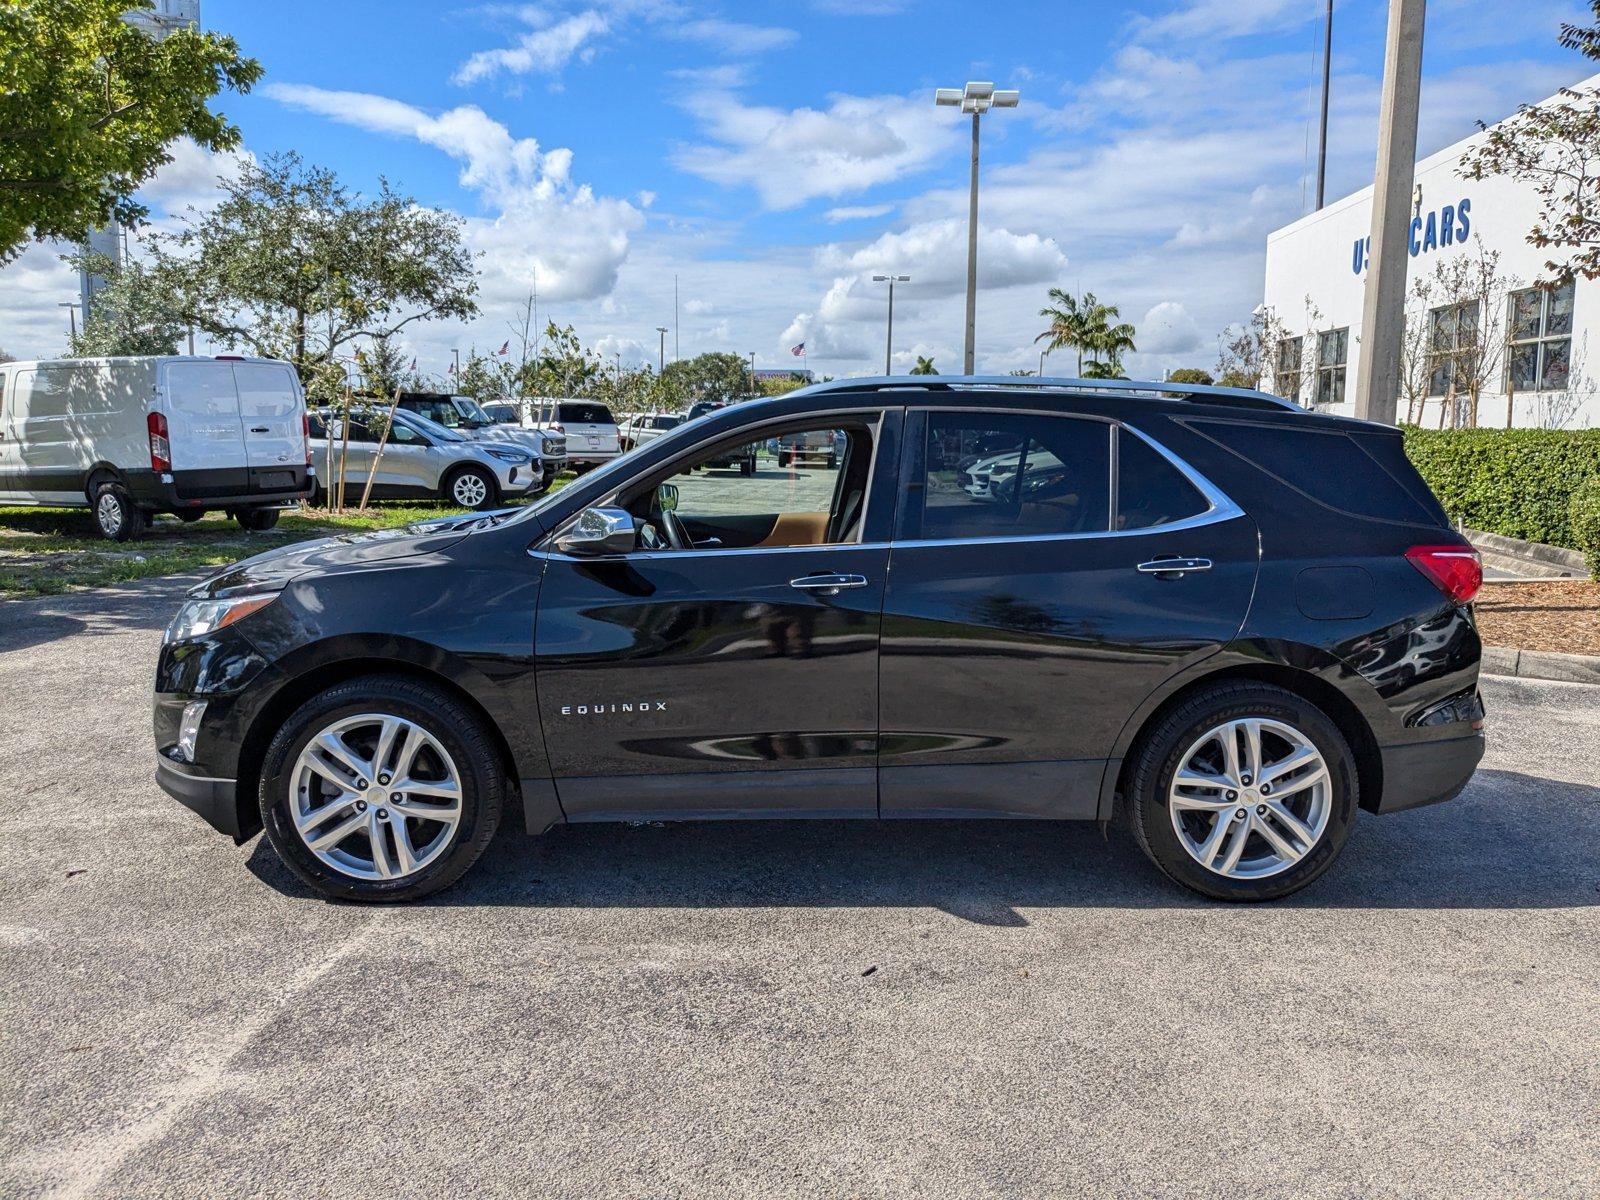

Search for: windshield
xmin=452 ymin=396 xmax=491 ymax=424
xmin=402 ymin=410 xmax=466 ymax=442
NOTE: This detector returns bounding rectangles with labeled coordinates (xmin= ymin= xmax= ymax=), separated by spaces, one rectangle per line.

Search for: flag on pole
xmin=790 ymin=342 xmax=805 ymax=356
xmin=408 ymin=357 xmax=417 ymax=371
xmin=447 ymin=361 xmax=456 ymax=376
xmin=496 ymin=340 xmax=510 ymax=356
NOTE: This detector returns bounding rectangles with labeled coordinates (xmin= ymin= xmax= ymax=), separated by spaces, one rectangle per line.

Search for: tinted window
xmin=558 ymin=402 xmax=613 ymax=424
xmin=917 ymin=412 xmax=1110 ymax=540
xmin=1190 ymin=420 xmax=1435 ymax=523
xmin=1117 ymin=431 xmax=1208 ymax=530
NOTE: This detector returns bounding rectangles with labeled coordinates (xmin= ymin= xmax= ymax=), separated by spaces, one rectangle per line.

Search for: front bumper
xmin=156 ymin=754 xmax=244 ymax=839
xmin=1374 ymin=733 xmax=1485 ymax=814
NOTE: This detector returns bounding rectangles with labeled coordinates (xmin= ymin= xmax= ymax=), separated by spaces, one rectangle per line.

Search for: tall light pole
xmin=656 ymin=326 xmax=669 ymax=374
xmin=1038 ymin=348 xmax=1048 ymax=377
xmin=748 ymin=351 xmax=756 ymax=396
xmin=936 ymin=81 xmax=1019 ymax=375
xmin=872 ymin=274 xmax=910 ymax=374
xmin=1353 ymin=0 xmax=1425 ymax=424
xmin=58 ymin=301 xmax=78 ymax=341
xmin=1315 ymin=0 xmax=1333 ymax=210
xmin=452 ymin=347 xmax=461 ymax=383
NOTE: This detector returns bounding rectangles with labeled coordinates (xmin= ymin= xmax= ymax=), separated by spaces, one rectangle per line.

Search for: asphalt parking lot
xmin=2 ymin=578 xmax=1598 ymax=1199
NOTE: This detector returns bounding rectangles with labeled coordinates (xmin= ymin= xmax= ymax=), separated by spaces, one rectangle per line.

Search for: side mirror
xmin=555 ymin=506 xmax=637 ymax=556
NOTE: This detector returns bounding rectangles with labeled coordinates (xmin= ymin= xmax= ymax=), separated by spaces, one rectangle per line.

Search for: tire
xmin=778 ymin=452 xmax=792 ymax=469
xmin=258 ymin=675 xmax=505 ymax=903
xmin=826 ymin=452 xmax=838 ymax=469
xmin=91 ymin=481 xmax=147 ymax=542
xmin=235 ymin=507 xmax=280 ymax=532
xmin=1123 ymin=682 xmax=1359 ymax=902
xmin=741 ymin=455 xmax=756 ymax=477
xmin=444 ymin=465 xmax=497 ymax=510
xmin=175 ymin=509 xmax=206 ymax=523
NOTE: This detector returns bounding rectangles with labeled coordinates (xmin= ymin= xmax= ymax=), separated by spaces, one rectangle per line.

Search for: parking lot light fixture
xmin=935 ymin=81 xmax=1020 ymax=374
xmin=656 ymin=327 xmax=669 ymax=374
xmin=872 ymin=275 xmax=911 ymax=375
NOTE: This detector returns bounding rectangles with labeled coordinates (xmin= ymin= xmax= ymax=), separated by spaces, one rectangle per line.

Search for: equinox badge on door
xmin=560 ymin=701 xmax=669 ymax=716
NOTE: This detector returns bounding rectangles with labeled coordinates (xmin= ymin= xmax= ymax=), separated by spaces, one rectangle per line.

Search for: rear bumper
xmin=155 ymin=754 xmax=244 ymax=839
xmin=1374 ymin=733 xmax=1485 ymax=814
xmin=126 ymin=466 xmax=312 ymax=511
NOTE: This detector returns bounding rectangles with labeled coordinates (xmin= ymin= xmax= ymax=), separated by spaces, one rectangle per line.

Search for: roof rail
xmin=792 ymin=374 xmax=1303 ymax=413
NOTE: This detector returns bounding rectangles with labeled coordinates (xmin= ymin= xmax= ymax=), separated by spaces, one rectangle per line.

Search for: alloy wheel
xmin=452 ymin=473 xmax=488 ymax=507
xmin=288 ymin=712 xmax=464 ymax=881
xmin=1167 ymin=717 xmax=1331 ymax=880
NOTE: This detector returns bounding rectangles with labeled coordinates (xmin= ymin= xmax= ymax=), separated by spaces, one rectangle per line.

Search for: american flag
xmin=447 ymin=361 xmax=456 ymax=375
xmin=496 ymin=340 xmax=510 ymax=355
xmin=408 ymin=357 xmax=417 ymax=371
xmin=790 ymin=342 xmax=805 ymax=356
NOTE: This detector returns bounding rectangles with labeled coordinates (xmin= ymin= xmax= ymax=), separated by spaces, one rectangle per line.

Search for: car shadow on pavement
xmin=244 ymin=768 xmax=1600 ymax=921
xmin=0 ymin=576 xmax=196 ymax=653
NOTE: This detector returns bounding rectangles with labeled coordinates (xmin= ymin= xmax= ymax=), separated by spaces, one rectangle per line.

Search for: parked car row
xmin=482 ymin=399 xmax=620 ymax=469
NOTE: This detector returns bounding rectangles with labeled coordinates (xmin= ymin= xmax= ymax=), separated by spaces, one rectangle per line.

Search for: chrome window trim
xmin=902 ymin=405 xmax=1242 ymax=546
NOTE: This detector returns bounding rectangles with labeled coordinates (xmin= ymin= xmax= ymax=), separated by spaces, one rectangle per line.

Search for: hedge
xmin=1571 ymin=475 xmax=1600 ymax=576
xmin=1401 ymin=426 xmax=1600 ymax=550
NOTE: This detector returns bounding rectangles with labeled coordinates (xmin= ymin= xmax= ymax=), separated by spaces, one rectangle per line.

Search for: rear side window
xmin=915 ymin=411 xmax=1111 ymax=540
xmin=1188 ymin=419 xmax=1435 ymax=523
xmin=1117 ymin=431 xmax=1208 ymax=530
xmin=559 ymin=402 xmax=613 ymax=424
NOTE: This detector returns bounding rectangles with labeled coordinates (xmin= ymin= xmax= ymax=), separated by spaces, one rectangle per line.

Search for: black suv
xmin=154 ymin=377 xmax=1484 ymax=903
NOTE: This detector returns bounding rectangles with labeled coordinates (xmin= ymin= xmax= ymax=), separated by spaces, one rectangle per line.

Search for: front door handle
xmin=790 ymin=572 xmax=869 ymax=595
xmin=1137 ymin=556 xmax=1213 ymax=577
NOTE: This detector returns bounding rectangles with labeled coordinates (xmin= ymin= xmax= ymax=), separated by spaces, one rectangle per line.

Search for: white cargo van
xmin=0 ymin=355 xmax=311 ymax=541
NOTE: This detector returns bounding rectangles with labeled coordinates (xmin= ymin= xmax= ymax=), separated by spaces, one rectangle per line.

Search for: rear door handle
xmin=249 ymin=426 xmax=269 ymax=433
xmin=1137 ymin=556 xmax=1213 ymax=577
xmin=790 ymin=572 xmax=869 ymax=595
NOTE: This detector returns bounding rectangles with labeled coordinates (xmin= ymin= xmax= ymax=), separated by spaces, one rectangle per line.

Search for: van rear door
xmin=232 ymin=361 xmax=305 ymax=491
xmin=158 ymin=360 xmax=249 ymax=496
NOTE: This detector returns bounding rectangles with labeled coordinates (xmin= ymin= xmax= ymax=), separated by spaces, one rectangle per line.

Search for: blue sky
xmin=3 ymin=0 xmax=1595 ymax=379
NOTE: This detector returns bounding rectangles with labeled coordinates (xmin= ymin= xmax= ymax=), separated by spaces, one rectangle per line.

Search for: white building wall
xmin=1263 ymin=75 xmax=1600 ymax=430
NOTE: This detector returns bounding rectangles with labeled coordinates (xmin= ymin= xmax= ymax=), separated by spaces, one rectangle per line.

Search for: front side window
xmin=1315 ymin=328 xmax=1348 ymax=407
xmin=624 ymin=421 xmax=873 ymax=551
xmin=1507 ymin=282 xmax=1574 ymax=392
xmin=915 ymin=412 xmax=1111 ymax=540
xmin=1428 ymin=300 xmax=1480 ymax=397
xmin=410 ymin=398 xmax=461 ymax=427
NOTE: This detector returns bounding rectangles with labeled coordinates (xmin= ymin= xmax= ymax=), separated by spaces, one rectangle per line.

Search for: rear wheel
xmin=445 ymin=466 xmax=497 ymax=510
xmin=258 ymin=675 xmax=504 ymax=902
xmin=741 ymin=455 xmax=756 ymax=477
xmin=174 ymin=509 xmax=206 ymax=523
xmin=1123 ymin=682 xmax=1358 ymax=902
xmin=234 ymin=507 xmax=280 ymax=532
xmin=92 ymin=482 xmax=146 ymax=542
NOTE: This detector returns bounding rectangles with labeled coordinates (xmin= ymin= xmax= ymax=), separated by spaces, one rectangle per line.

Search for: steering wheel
xmin=661 ymin=507 xmax=694 ymax=551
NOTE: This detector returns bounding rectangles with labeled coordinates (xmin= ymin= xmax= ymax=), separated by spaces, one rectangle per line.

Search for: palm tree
xmin=910 ymin=355 xmax=938 ymax=375
xmin=1035 ymin=289 xmax=1137 ymax=377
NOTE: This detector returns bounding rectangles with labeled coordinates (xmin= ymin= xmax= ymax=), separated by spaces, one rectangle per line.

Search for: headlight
xmin=486 ymin=447 xmax=531 ymax=464
xmin=165 ymin=592 xmax=279 ymax=644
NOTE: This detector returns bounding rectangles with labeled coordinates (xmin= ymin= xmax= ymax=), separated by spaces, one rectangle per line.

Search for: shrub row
xmin=1571 ymin=475 xmax=1600 ymax=577
xmin=1401 ymin=426 xmax=1600 ymax=552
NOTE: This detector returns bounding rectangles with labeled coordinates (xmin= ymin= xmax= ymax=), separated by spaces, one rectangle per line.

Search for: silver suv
xmin=308 ymin=407 xmax=539 ymax=510
xmin=394 ymin=393 xmax=564 ymax=485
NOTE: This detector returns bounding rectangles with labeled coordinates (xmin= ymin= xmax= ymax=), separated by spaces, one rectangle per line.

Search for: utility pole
xmin=1353 ymin=0 xmax=1425 ymax=424
xmin=935 ymin=82 xmax=1019 ymax=375
xmin=872 ymin=274 xmax=910 ymax=374
xmin=656 ymin=326 xmax=668 ymax=374
xmin=673 ymin=275 xmax=680 ymax=363
xmin=1316 ymin=0 xmax=1334 ymax=209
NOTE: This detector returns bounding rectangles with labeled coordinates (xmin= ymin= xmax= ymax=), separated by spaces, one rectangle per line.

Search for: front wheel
xmin=445 ymin=466 xmax=497 ymax=510
xmin=258 ymin=675 xmax=504 ymax=902
xmin=1123 ymin=682 xmax=1359 ymax=902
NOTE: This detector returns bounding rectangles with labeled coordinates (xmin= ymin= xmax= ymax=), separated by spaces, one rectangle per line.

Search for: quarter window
xmin=1427 ymin=300 xmax=1480 ymax=397
xmin=1116 ymin=431 xmax=1208 ymax=530
xmin=1507 ymin=282 xmax=1573 ymax=392
xmin=1315 ymin=328 xmax=1348 ymax=407
xmin=915 ymin=412 xmax=1111 ymax=540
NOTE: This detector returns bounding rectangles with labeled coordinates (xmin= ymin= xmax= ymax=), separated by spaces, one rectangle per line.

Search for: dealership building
xmin=1263 ymin=75 xmax=1599 ymax=429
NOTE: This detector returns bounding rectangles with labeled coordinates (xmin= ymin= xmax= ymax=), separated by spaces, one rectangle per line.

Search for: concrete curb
xmin=1482 ymin=646 xmax=1600 ymax=685
xmin=1464 ymin=527 xmax=1589 ymax=580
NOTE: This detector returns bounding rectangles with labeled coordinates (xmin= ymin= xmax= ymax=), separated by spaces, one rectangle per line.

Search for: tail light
xmin=148 ymin=411 xmax=171 ymax=472
xmin=1406 ymin=544 xmax=1482 ymax=604
xmin=302 ymin=412 xmax=312 ymax=465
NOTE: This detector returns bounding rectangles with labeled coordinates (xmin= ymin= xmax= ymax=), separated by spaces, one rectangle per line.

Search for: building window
xmin=1274 ymin=336 xmax=1303 ymax=401
xmin=1427 ymin=300 xmax=1480 ymax=397
xmin=1507 ymin=281 xmax=1574 ymax=392
xmin=1315 ymin=328 xmax=1348 ymax=407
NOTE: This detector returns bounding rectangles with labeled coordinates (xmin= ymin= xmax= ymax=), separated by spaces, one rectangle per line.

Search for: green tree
xmin=0 ymin=0 xmax=262 ymax=262
xmin=1035 ymin=289 xmax=1137 ymax=376
xmin=1166 ymin=367 xmax=1214 ymax=385
xmin=64 ymin=249 xmax=186 ymax=355
xmin=910 ymin=355 xmax=938 ymax=375
xmin=662 ymin=351 xmax=753 ymax=403
xmin=152 ymin=152 xmax=477 ymax=380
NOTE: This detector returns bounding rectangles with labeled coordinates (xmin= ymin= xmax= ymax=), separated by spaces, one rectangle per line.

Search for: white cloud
xmin=1138 ymin=301 xmax=1202 ymax=355
xmin=264 ymin=83 xmax=641 ymax=304
xmin=670 ymin=18 xmax=798 ymax=55
xmin=824 ymin=204 xmax=893 ymax=223
xmin=454 ymin=10 xmax=609 ymax=85
xmin=821 ymin=219 xmax=1067 ymax=297
xmin=672 ymin=84 xmax=956 ymax=209
xmin=1133 ymin=0 xmax=1313 ymax=42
